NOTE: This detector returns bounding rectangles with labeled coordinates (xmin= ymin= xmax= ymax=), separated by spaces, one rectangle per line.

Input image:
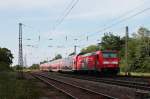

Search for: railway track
xmin=91 ymin=78 xmax=150 ymax=91
xmin=45 ymin=72 xmax=150 ymax=91
xmin=32 ymin=73 xmax=117 ymax=99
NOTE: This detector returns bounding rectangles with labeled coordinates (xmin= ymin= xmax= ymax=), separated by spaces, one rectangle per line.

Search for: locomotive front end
xmin=101 ymin=51 xmax=120 ymax=74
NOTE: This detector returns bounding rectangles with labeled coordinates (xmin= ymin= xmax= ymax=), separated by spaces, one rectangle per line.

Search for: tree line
xmin=80 ymin=27 xmax=150 ymax=72
xmin=38 ymin=27 xmax=150 ymax=73
xmin=0 ymin=47 xmax=13 ymax=71
xmin=4 ymin=27 xmax=149 ymax=73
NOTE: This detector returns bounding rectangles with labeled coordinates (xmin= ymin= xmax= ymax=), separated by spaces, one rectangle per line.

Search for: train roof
xmin=41 ymin=55 xmax=75 ymax=64
xmin=81 ymin=50 xmax=118 ymax=57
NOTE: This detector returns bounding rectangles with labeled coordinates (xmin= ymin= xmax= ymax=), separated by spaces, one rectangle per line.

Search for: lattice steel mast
xmin=18 ymin=23 xmax=23 ymax=78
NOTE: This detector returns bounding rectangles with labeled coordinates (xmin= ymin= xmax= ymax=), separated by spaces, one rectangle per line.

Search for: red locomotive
xmin=40 ymin=50 xmax=120 ymax=74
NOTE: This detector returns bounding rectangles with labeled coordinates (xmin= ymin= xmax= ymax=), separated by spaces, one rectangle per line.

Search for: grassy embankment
xmin=120 ymin=72 xmax=150 ymax=77
xmin=0 ymin=71 xmax=40 ymax=99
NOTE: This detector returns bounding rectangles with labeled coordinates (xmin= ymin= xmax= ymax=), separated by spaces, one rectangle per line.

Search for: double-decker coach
xmin=40 ymin=50 xmax=120 ymax=74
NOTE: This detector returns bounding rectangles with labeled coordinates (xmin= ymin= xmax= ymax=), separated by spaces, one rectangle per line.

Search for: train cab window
xmin=96 ymin=55 xmax=99 ymax=59
xmin=103 ymin=52 xmax=117 ymax=58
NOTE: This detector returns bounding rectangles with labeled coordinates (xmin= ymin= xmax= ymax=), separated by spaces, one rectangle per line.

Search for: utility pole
xmin=24 ymin=54 xmax=27 ymax=67
xmin=65 ymin=36 xmax=68 ymax=41
xmin=86 ymin=36 xmax=88 ymax=41
xmin=74 ymin=45 xmax=77 ymax=55
xmin=125 ymin=26 xmax=129 ymax=76
xmin=18 ymin=23 xmax=23 ymax=79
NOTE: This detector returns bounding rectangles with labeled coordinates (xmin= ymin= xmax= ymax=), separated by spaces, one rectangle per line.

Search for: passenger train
xmin=40 ymin=50 xmax=120 ymax=74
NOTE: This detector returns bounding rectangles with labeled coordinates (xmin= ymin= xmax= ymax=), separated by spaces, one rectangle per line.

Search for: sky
xmin=0 ymin=0 xmax=149 ymax=66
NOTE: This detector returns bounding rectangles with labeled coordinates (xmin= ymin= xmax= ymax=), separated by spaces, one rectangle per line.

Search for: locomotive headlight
xmin=103 ymin=61 xmax=110 ymax=64
xmin=103 ymin=61 xmax=118 ymax=64
xmin=111 ymin=61 xmax=118 ymax=64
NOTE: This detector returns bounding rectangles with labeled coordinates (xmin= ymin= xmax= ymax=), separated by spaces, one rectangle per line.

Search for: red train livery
xmin=40 ymin=50 xmax=120 ymax=74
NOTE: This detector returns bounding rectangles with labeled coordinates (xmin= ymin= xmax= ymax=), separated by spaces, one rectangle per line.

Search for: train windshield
xmin=103 ymin=52 xmax=117 ymax=58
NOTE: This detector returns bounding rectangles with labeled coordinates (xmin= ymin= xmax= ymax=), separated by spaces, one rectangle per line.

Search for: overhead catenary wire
xmin=22 ymin=23 xmax=41 ymax=47
xmin=99 ymin=0 xmax=149 ymax=29
xmin=54 ymin=4 xmax=149 ymax=53
xmin=48 ymin=0 xmax=79 ymax=56
xmin=65 ymin=7 xmax=150 ymax=52
xmin=49 ymin=4 xmax=150 ymax=56
xmin=64 ymin=0 xmax=149 ymax=45
xmin=20 ymin=23 xmax=42 ymax=65
xmin=76 ymin=7 xmax=150 ymax=44
xmin=53 ymin=0 xmax=79 ymax=31
xmin=16 ymin=0 xmax=78 ymax=63
xmin=20 ymin=1 xmax=150 ymax=61
xmin=95 ymin=7 xmax=150 ymax=34
xmin=53 ymin=0 xmax=75 ymax=29
xmin=47 ymin=1 xmax=149 ymax=48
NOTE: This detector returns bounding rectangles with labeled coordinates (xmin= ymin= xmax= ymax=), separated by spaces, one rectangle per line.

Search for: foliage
xmin=80 ymin=27 xmax=150 ymax=73
xmin=120 ymin=27 xmax=150 ymax=72
xmin=0 ymin=47 xmax=13 ymax=71
xmin=69 ymin=52 xmax=75 ymax=56
xmin=101 ymin=33 xmax=124 ymax=51
xmin=53 ymin=54 xmax=62 ymax=60
xmin=80 ymin=45 xmax=100 ymax=54
xmin=80 ymin=33 xmax=124 ymax=55
xmin=55 ymin=54 xmax=62 ymax=59
xmin=0 ymin=72 xmax=42 ymax=99
xmin=29 ymin=64 xmax=39 ymax=70
xmin=40 ymin=60 xmax=48 ymax=64
xmin=40 ymin=54 xmax=62 ymax=65
xmin=12 ymin=65 xmax=27 ymax=71
xmin=0 ymin=62 xmax=11 ymax=71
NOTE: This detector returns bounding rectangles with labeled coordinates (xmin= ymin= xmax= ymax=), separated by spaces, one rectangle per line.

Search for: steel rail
xmin=46 ymin=72 xmax=150 ymax=91
xmin=33 ymin=74 xmax=77 ymax=99
xmin=33 ymin=73 xmax=117 ymax=99
xmin=92 ymin=78 xmax=150 ymax=91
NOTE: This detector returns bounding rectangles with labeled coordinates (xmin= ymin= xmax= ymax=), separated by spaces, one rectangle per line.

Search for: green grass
xmin=0 ymin=71 xmax=40 ymax=99
xmin=119 ymin=72 xmax=150 ymax=77
xmin=130 ymin=72 xmax=150 ymax=77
